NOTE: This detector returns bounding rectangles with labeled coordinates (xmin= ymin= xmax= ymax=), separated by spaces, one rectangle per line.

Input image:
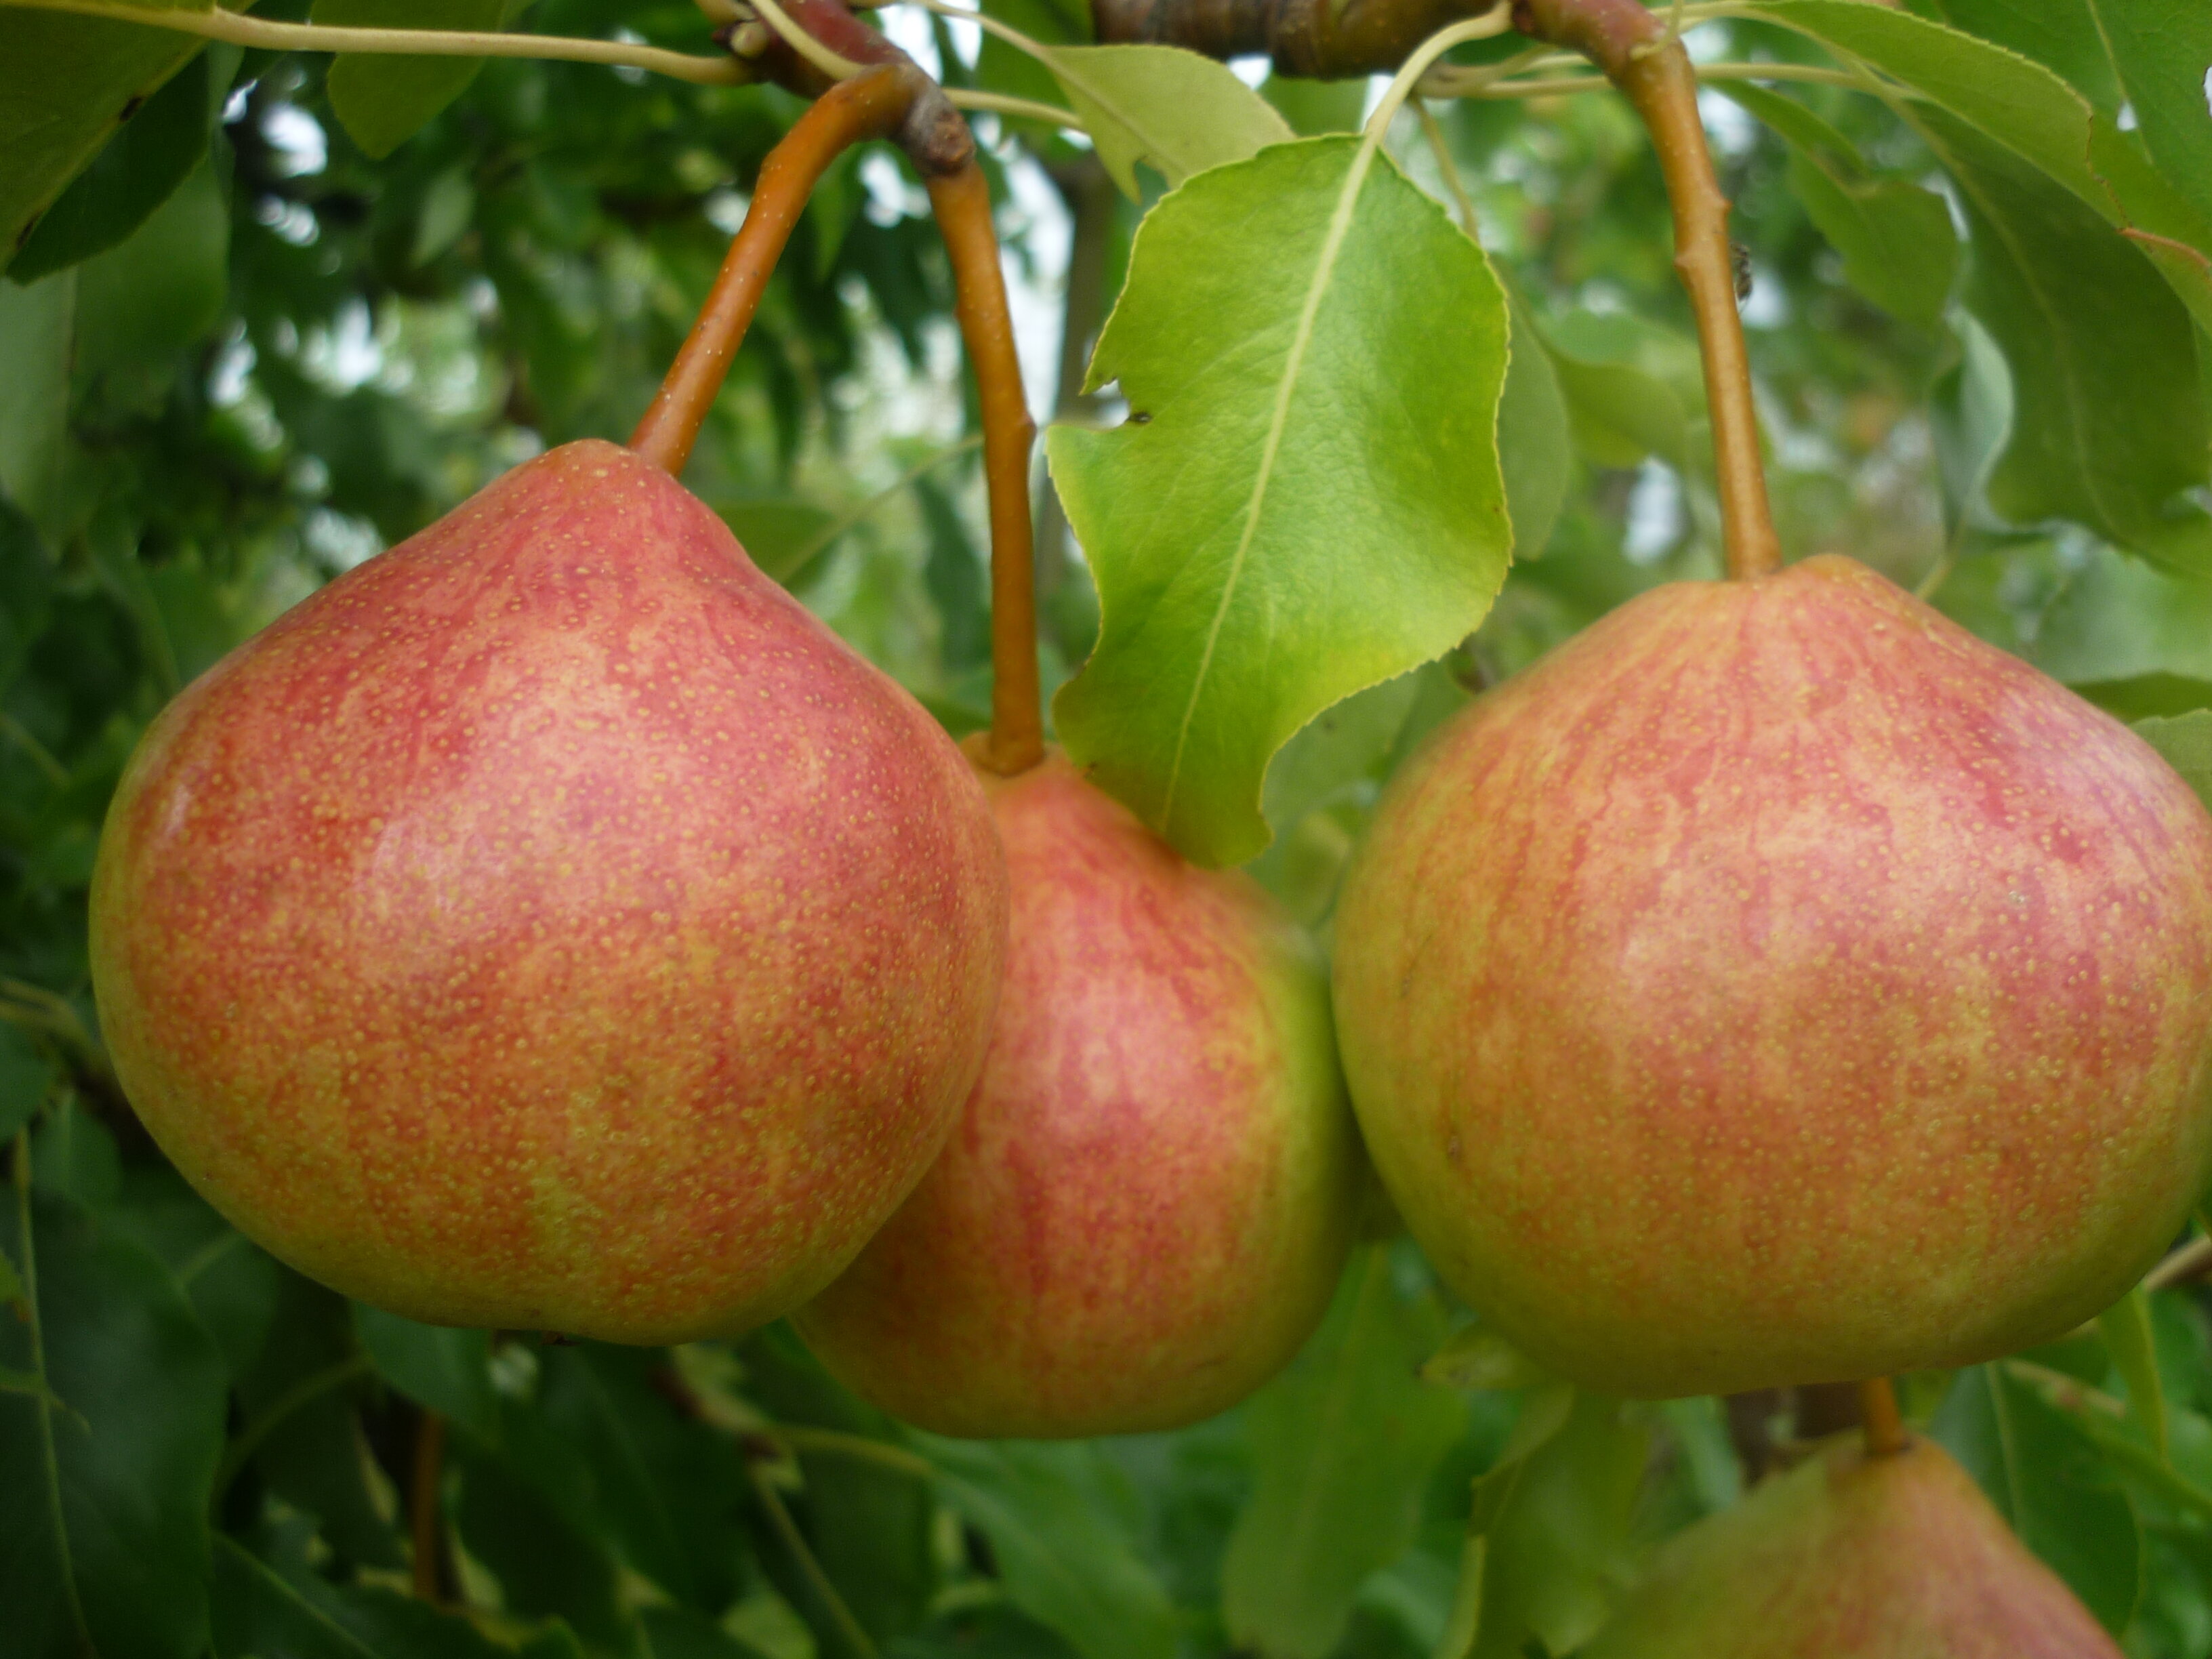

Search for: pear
xmin=794 ymin=750 xmax=1360 ymax=1437
xmin=1580 ymin=1435 xmax=2122 ymax=1657
xmin=1332 ymin=555 xmax=2212 ymax=1397
xmin=90 ymin=440 xmax=1008 ymax=1343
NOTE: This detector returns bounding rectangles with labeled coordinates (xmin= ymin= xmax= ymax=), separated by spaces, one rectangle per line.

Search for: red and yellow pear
xmin=1581 ymin=1434 xmax=2123 ymax=1657
xmin=1332 ymin=555 xmax=2212 ymax=1397
xmin=90 ymin=439 xmax=1007 ymax=1343
xmin=796 ymin=749 xmax=1361 ymax=1437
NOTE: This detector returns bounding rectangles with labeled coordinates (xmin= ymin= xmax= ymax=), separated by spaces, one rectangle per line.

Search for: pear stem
xmin=628 ymin=64 xmax=927 ymax=476
xmin=1510 ymin=0 xmax=1781 ymax=580
xmin=928 ymin=163 xmax=1045 ymax=776
xmin=1858 ymin=1376 xmax=1908 ymax=1457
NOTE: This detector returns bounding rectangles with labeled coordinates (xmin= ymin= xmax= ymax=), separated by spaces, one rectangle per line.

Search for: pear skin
xmin=1334 ymin=556 xmax=2212 ymax=1397
xmin=796 ymin=751 xmax=1361 ymax=1436
xmin=91 ymin=440 xmax=1008 ymax=1343
xmin=1582 ymin=1436 xmax=2122 ymax=1657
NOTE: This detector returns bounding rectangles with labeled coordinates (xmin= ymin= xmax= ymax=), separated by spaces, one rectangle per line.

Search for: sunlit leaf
xmin=1042 ymin=44 xmax=1294 ymax=199
xmin=1048 ymin=136 xmax=1511 ymax=866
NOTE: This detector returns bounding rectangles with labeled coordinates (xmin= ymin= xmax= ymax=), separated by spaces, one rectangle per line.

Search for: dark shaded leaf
xmin=1933 ymin=1364 xmax=2144 ymax=1632
xmin=0 ymin=1183 xmax=226 ymax=1659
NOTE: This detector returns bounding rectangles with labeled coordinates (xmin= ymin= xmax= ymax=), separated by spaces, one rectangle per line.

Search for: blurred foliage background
xmin=7 ymin=3 xmax=2212 ymax=1656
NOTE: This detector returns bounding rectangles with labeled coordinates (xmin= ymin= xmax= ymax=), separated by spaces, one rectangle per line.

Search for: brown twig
xmin=630 ymin=66 xmax=939 ymax=474
xmin=928 ymin=163 xmax=1044 ymax=775
xmin=1093 ymin=0 xmax=1498 ymax=78
xmin=1857 ymin=1376 xmax=1907 ymax=1457
xmin=410 ymin=1409 xmax=447 ymax=1600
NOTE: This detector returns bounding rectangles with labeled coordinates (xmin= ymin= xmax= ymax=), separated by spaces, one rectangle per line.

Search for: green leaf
xmin=1540 ymin=314 xmax=1693 ymax=471
xmin=104 ymin=1162 xmax=281 ymax=1382
xmin=735 ymin=1327 xmax=937 ymax=1642
xmin=0 ymin=1184 xmax=228 ymax=1659
xmin=1933 ymin=1364 xmax=2144 ymax=1632
xmin=973 ymin=0 xmax=1090 ymax=120
xmin=209 ymin=1534 xmax=543 ymax=1658
xmin=2102 ymin=1287 xmax=2171 ymax=1460
xmin=1261 ymin=671 xmax=1424 ymax=836
xmin=1924 ymin=0 xmax=2212 ymax=238
xmin=1221 ymin=1246 xmax=1467 ymax=1659
xmin=519 ymin=1345 xmax=750 ymax=1613
xmin=1041 ymin=45 xmax=1294 ymax=200
xmin=356 ymin=1303 xmax=499 ymax=1441
xmin=1467 ymin=1392 xmax=1647 ymax=1659
xmin=1261 ymin=73 xmax=1368 ymax=137
xmin=1741 ymin=0 xmax=2212 ymax=331
xmin=2135 ymin=709 xmax=2212 ymax=813
xmin=73 ymin=150 xmax=229 ymax=382
xmin=453 ymin=1448 xmax=634 ymax=1651
xmin=2035 ymin=544 xmax=2212 ymax=687
xmin=0 ymin=1025 xmax=57 ymax=1143
xmin=0 ymin=0 xmax=209 ymax=268
xmin=1717 ymin=82 xmax=1958 ymax=325
xmin=10 ymin=47 xmax=217 ymax=281
xmin=1915 ymin=110 xmax=2212 ymax=573
xmin=235 ymin=1271 xmax=404 ymax=1570
xmin=315 ymin=0 xmax=509 ymax=160
xmin=0 ymin=271 xmax=75 ymax=537
xmin=2083 ymin=1 xmax=2212 ymax=236
xmin=1047 ymin=137 xmax=1513 ymax=867
xmin=920 ymin=1438 xmax=1179 ymax=1659
xmin=1498 ymin=289 xmax=1572 ymax=557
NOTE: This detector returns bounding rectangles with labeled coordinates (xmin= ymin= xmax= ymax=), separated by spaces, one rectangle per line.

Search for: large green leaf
xmin=0 ymin=1185 xmax=227 ymax=1659
xmin=1047 ymin=136 xmax=1512 ymax=867
xmin=1467 ymin=1392 xmax=1648 ymax=1659
xmin=518 ymin=1345 xmax=750 ymax=1613
xmin=10 ymin=46 xmax=222 ymax=282
xmin=314 ymin=0 xmax=509 ymax=160
xmin=1923 ymin=0 xmax=2212 ymax=235
xmin=920 ymin=1438 xmax=1179 ymax=1659
xmin=0 ymin=0 xmax=210 ymax=268
xmin=1740 ymin=0 xmax=2212 ymax=332
xmin=1933 ymin=1364 xmax=2144 ymax=1633
xmin=1914 ymin=110 xmax=2212 ymax=573
xmin=1220 ymin=1246 xmax=1466 ymax=1659
xmin=1042 ymin=45 xmax=1294 ymax=200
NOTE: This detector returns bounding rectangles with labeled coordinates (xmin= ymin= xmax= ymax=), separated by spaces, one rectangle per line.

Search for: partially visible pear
xmin=1333 ymin=555 xmax=2212 ymax=1397
xmin=795 ymin=750 xmax=1361 ymax=1437
xmin=1581 ymin=1435 xmax=2122 ymax=1657
xmin=91 ymin=440 xmax=1008 ymax=1343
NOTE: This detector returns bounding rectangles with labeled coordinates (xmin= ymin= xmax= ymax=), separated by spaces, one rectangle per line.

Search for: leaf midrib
xmin=1157 ymin=140 xmax=1382 ymax=835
